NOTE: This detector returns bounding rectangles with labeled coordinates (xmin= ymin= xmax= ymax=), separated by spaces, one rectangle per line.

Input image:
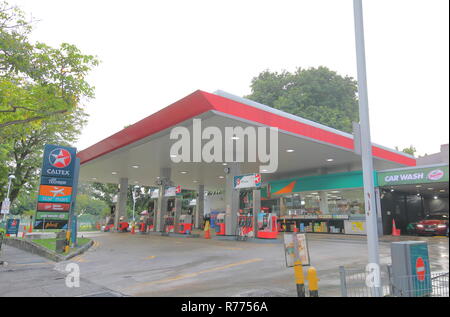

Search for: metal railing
xmin=339 ymin=265 xmax=449 ymax=297
xmin=339 ymin=265 xmax=392 ymax=297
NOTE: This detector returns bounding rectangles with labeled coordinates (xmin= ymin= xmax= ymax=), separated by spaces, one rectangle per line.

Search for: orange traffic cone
xmin=204 ymin=220 xmax=211 ymax=239
xmin=392 ymin=219 xmax=400 ymax=236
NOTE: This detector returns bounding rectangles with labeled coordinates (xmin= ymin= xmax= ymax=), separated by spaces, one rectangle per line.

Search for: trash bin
xmin=55 ymin=231 xmax=67 ymax=253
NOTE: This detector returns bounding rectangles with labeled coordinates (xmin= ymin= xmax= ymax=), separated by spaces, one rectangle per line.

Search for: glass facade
xmin=280 ymin=188 xmax=365 ymax=216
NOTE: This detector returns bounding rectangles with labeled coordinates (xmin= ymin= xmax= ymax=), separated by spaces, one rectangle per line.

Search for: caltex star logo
xmin=49 ymin=149 xmax=72 ymax=168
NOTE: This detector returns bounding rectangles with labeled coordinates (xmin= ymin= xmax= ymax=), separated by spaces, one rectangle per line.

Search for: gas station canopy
xmin=77 ymin=90 xmax=416 ymax=190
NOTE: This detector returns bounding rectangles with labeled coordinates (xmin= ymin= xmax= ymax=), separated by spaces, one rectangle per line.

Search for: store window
xmin=281 ymin=188 xmax=365 ymax=215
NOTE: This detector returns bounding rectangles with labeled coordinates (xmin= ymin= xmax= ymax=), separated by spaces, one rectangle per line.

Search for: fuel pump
xmin=163 ymin=198 xmax=175 ymax=233
xmin=177 ymin=214 xmax=193 ymax=234
xmin=215 ymin=213 xmax=226 ymax=235
xmin=256 ymin=207 xmax=278 ymax=239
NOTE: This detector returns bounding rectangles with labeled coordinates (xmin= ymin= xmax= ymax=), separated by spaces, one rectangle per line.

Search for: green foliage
xmin=75 ymin=194 xmax=109 ymax=217
xmin=245 ymin=66 xmax=359 ymax=133
xmin=0 ymin=1 xmax=98 ymax=205
xmin=395 ymin=145 xmax=416 ymax=157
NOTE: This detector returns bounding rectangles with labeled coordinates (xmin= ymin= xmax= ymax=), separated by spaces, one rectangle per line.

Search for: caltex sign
xmin=234 ymin=173 xmax=262 ymax=189
xmin=34 ymin=144 xmax=77 ymax=230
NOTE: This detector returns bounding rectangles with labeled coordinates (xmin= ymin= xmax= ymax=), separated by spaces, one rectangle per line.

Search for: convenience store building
xmin=77 ymin=90 xmax=418 ymax=237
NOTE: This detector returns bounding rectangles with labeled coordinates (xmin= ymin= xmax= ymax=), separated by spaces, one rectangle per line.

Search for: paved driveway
xmin=1 ymin=232 xmax=448 ymax=297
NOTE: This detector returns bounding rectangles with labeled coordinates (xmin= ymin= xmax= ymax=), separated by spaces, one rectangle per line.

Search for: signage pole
xmin=353 ymin=0 xmax=381 ymax=296
xmin=68 ymin=157 xmax=80 ymax=247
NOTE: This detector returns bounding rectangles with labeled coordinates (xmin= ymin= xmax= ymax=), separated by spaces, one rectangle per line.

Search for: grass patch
xmin=33 ymin=237 xmax=92 ymax=253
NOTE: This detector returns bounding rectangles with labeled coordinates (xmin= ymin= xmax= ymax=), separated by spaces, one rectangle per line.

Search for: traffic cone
xmin=204 ymin=220 xmax=211 ymax=239
xmin=392 ymin=219 xmax=400 ymax=236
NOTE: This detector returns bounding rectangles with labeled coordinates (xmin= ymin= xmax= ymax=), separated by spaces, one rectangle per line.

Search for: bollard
xmin=294 ymin=260 xmax=305 ymax=297
xmin=307 ymin=267 xmax=319 ymax=297
xmin=64 ymin=230 xmax=71 ymax=253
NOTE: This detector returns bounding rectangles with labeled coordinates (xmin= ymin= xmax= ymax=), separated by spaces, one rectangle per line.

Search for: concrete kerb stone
xmin=3 ymin=237 xmax=94 ymax=262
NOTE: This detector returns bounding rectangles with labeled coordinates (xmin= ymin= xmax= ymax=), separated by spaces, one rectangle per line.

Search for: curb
xmin=3 ymin=238 xmax=94 ymax=262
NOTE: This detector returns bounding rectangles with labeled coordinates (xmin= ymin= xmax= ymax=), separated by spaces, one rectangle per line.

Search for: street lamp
xmin=6 ymin=175 xmax=16 ymax=200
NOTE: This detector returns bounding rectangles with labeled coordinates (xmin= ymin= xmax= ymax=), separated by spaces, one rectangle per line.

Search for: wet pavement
xmin=0 ymin=231 xmax=448 ymax=297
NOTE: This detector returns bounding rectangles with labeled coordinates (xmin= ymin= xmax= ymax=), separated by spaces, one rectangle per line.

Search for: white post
xmin=353 ymin=0 xmax=381 ymax=296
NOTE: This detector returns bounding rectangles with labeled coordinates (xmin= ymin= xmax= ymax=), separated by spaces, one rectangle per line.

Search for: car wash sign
xmin=234 ymin=173 xmax=262 ymax=189
xmin=378 ymin=165 xmax=449 ymax=186
xmin=34 ymin=144 xmax=77 ymax=230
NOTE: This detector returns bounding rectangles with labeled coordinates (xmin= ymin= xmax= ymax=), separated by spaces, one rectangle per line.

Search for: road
xmin=0 ymin=232 xmax=448 ymax=297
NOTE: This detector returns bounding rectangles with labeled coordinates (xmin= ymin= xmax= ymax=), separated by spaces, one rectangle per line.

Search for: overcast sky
xmin=14 ymin=0 xmax=449 ymax=157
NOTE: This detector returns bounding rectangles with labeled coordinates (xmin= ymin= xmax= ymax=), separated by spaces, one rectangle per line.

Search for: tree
xmin=0 ymin=1 xmax=98 ymax=203
xmin=245 ymin=66 xmax=359 ymax=133
xmin=396 ymin=145 xmax=416 ymax=157
xmin=0 ymin=2 xmax=99 ymax=129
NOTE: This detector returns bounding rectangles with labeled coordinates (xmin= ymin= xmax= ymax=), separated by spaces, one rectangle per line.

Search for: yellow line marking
xmin=144 ymin=256 xmax=156 ymax=260
xmin=125 ymin=258 xmax=263 ymax=291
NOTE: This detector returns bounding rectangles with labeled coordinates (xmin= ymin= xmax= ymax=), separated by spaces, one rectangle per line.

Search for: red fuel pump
xmin=215 ymin=213 xmax=226 ymax=235
xmin=256 ymin=211 xmax=278 ymax=239
xmin=177 ymin=215 xmax=193 ymax=234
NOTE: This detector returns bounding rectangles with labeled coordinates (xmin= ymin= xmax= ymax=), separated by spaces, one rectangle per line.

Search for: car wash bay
xmin=377 ymin=164 xmax=449 ymax=234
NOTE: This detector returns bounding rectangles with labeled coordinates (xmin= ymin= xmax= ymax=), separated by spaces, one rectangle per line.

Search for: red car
xmin=415 ymin=213 xmax=449 ymax=236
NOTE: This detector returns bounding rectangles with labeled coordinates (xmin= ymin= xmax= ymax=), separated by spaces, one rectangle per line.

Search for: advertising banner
xmin=234 ymin=173 xmax=262 ymax=189
xmin=377 ymin=165 xmax=448 ymax=186
xmin=6 ymin=219 xmax=20 ymax=235
xmin=34 ymin=219 xmax=68 ymax=230
xmin=344 ymin=220 xmax=367 ymax=235
xmin=1 ymin=198 xmax=10 ymax=215
xmin=38 ymin=185 xmax=73 ymax=203
xmin=36 ymin=212 xmax=70 ymax=221
xmin=165 ymin=187 xmax=177 ymax=197
xmin=40 ymin=176 xmax=74 ymax=187
xmin=36 ymin=203 xmax=71 ymax=212
xmin=283 ymin=233 xmax=310 ymax=267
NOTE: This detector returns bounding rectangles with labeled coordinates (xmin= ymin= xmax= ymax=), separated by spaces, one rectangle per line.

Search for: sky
xmin=13 ymin=0 xmax=450 ymax=157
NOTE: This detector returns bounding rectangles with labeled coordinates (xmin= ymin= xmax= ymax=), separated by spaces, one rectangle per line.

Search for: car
xmin=415 ymin=213 xmax=449 ymax=236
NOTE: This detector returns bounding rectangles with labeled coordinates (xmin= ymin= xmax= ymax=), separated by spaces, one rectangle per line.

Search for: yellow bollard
xmin=64 ymin=230 xmax=71 ymax=253
xmin=294 ymin=260 xmax=305 ymax=297
xmin=307 ymin=266 xmax=319 ymax=297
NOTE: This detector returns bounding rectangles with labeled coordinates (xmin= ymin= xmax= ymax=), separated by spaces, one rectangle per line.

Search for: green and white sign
xmin=36 ymin=211 xmax=70 ymax=221
xmin=377 ymin=165 xmax=448 ymax=186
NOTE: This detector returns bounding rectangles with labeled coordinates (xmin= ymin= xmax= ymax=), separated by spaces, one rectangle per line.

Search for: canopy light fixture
xmin=132 ymin=165 xmax=139 ymax=169
xmin=286 ymin=149 xmax=295 ymax=153
xmin=326 ymin=158 xmax=334 ymax=162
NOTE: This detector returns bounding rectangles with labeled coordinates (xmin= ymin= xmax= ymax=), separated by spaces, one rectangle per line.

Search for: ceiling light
xmin=180 ymin=171 xmax=188 ymax=174
xmin=433 ymin=196 xmax=438 ymax=200
xmin=231 ymin=136 xmax=240 ymax=140
xmin=222 ymin=163 xmax=228 ymax=166
xmin=428 ymin=188 xmax=433 ymax=190
xmin=193 ymin=180 xmax=198 ymax=183
xmin=132 ymin=165 xmax=139 ymax=168
xmin=416 ymin=185 xmax=422 ymax=188
xmin=219 ymin=176 xmax=225 ymax=179
xmin=286 ymin=149 xmax=295 ymax=153
xmin=326 ymin=158 xmax=334 ymax=162
xmin=92 ymin=177 xmax=97 ymax=180
xmin=261 ymin=169 xmax=268 ymax=172
xmin=416 ymin=193 xmax=420 ymax=197
xmin=439 ymin=189 xmax=445 ymax=192
xmin=390 ymin=189 xmax=394 ymax=192
xmin=330 ymin=191 xmax=340 ymax=193
xmin=111 ymin=172 xmax=117 ymax=175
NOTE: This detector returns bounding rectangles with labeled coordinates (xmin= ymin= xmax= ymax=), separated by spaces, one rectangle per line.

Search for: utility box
xmin=55 ymin=231 xmax=67 ymax=253
xmin=390 ymin=241 xmax=432 ymax=297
